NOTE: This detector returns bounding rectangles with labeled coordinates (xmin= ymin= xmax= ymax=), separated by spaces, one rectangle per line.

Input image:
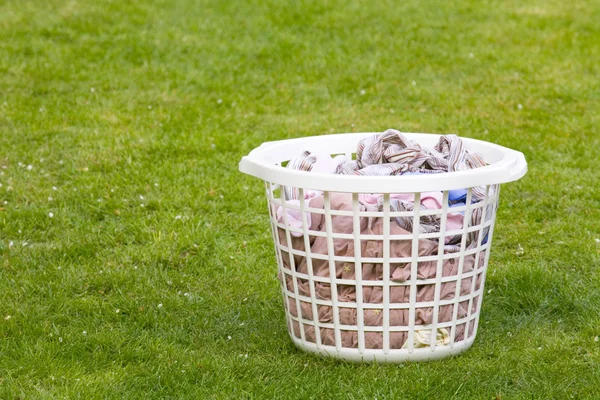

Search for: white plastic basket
xmin=239 ymin=132 xmax=527 ymax=363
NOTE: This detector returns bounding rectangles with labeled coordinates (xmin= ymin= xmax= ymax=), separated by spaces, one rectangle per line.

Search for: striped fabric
xmin=332 ymin=130 xmax=488 ymax=202
xmin=285 ymin=130 xmax=488 ymax=201
xmin=281 ymin=130 xmax=495 ymax=250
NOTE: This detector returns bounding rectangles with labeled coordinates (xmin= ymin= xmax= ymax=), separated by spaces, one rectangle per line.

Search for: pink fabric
xmin=277 ymin=193 xmax=484 ymax=349
xmin=358 ymin=192 xmax=464 ymax=232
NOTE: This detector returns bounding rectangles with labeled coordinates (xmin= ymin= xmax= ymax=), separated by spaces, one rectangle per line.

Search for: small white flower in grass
xmin=97 ymin=199 xmax=102 ymax=202
xmin=59 ymin=160 xmax=64 ymax=165
xmin=487 ymin=289 xmax=493 ymax=294
xmin=175 ymin=215 xmax=182 ymax=220
xmin=90 ymin=87 xmax=95 ymax=93
xmin=27 ymin=165 xmax=33 ymax=170
xmin=515 ymin=244 xmax=524 ymax=255
xmin=154 ymin=183 xmax=159 ymax=187
xmin=184 ymin=293 xmax=189 ymax=297
xmin=48 ymin=197 xmax=53 ymax=201
xmin=243 ymin=297 xmax=248 ymax=302
xmin=140 ymin=204 xmax=145 ymax=207
xmin=59 ymin=337 xmax=63 ymax=343
xmin=158 ymin=303 xmax=163 ymax=308
xmin=240 ymin=322 xmax=245 ymax=326
xmin=82 ymin=330 xmax=87 ymax=336
xmin=139 ymin=195 xmax=145 ymax=200
xmin=52 ymin=186 xmax=57 ymax=190
xmin=110 ymin=189 xmax=114 ymax=193
xmin=507 ymin=332 xmax=513 ymax=337
xmin=227 ymin=335 xmax=232 ymax=340
xmin=48 ymin=212 xmax=54 ymax=218
xmin=219 ymin=194 xmax=224 ymax=199
xmin=517 ymin=104 xmax=523 ymax=110
xmin=217 ymin=99 xmax=223 ymax=104
xmin=115 ymin=309 xmax=120 ymax=313
xmin=360 ymin=89 xmax=366 ymax=95
xmin=537 ymin=346 xmax=542 ymax=350
xmin=4 ymin=315 xmax=11 ymax=320
xmin=244 ymin=354 xmax=248 ymax=358
xmin=229 ymin=255 xmax=234 ymax=259
xmin=18 ymin=230 xmax=21 ymax=233
xmin=595 ymin=336 xmax=599 ymax=342
xmin=3 ymin=201 xmax=7 ymax=205
xmin=595 ymin=238 xmax=600 ymax=244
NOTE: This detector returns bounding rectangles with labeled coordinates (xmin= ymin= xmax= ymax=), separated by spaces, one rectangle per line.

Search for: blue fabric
xmin=448 ymin=188 xmax=467 ymax=203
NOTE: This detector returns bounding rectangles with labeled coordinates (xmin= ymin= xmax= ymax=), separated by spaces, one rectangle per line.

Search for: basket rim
xmin=239 ymin=132 xmax=527 ymax=193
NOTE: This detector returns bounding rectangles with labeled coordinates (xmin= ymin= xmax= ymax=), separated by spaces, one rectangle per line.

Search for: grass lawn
xmin=1 ymin=0 xmax=600 ymax=398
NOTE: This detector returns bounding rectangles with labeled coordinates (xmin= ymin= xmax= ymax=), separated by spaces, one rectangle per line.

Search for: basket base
xmin=290 ymin=334 xmax=476 ymax=363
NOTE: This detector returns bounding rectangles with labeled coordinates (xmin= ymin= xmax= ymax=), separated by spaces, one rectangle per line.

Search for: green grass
xmin=1 ymin=0 xmax=600 ymax=398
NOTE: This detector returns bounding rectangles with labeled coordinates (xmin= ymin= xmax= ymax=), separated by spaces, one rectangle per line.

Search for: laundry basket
xmin=239 ymin=132 xmax=527 ymax=363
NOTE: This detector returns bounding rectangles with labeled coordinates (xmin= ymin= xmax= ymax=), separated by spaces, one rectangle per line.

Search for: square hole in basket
xmin=455 ymin=323 xmax=467 ymax=343
xmin=390 ymin=286 xmax=410 ymax=303
xmin=316 ymin=304 xmax=333 ymax=323
xmin=340 ymin=330 xmax=358 ymax=349
xmin=319 ymin=327 xmax=335 ymax=346
xmin=336 ymin=284 xmax=357 ymax=303
xmin=471 ymin=295 xmax=481 ymax=314
xmin=467 ymin=320 xmax=477 ymax=339
xmin=362 ymin=285 xmax=383 ymax=304
xmin=338 ymin=307 xmax=356 ymax=325
xmin=438 ymin=304 xmax=454 ymax=323
xmin=308 ymin=256 xmax=330 ymax=278
xmin=363 ymin=308 xmax=383 ymax=326
xmin=361 ymin=237 xmax=384 ymax=260
xmin=415 ymin=307 xmax=434 ymax=326
xmin=389 ymin=309 xmax=410 ymax=326
xmin=314 ymin=282 xmax=331 ymax=300
xmin=296 ymin=277 xmax=310 ymax=297
xmin=364 ymin=331 xmax=384 ymax=350
xmin=331 ymin=215 xmax=355 ymax=234
xmin=458 ymin=300 xmax=470 ymax=319
xmin=416 ymin=284 xmax=436 ymax=303
xmin=337 ymin=261 xmax=355 ymax=280
xmin=442 ymin=256 xmax=461 ymax=277
xmin=286 ymin=296 xmax=299 ymax=318
xmin=280 ymin=270 xmax=294 ymax=292
xmin=475 ymin=272 xmax=484 ymax=291
xmin=476 ymin=250 xmax=487 ymax=269
xmin=290 ymin=319 xmax=301 ymax=339
xmin=299 ymin=300 xmax=313 ymax=320
xmin=361 ymin=262 xmax=383 ymax=282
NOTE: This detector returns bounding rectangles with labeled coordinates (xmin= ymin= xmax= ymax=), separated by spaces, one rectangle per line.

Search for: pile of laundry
xmin=275 ymin=129 xmax=493 ymax=349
